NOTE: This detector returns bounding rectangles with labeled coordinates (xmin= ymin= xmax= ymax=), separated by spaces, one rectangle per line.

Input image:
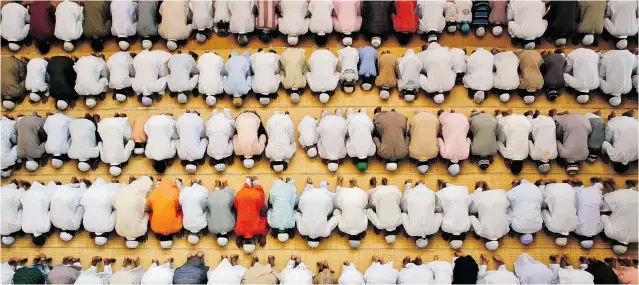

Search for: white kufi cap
xmin=119 ymin=40 xmax=130 ymax=51
xmin=26 ymin=161 xmax=40 ymax=171
xmin=319 ymin=93 xmax=330 ymax=103
xmin=188 ymin=234 xmax=200 ymax=245
xmin=243 ymin=243 xmax=256 ymax=253
xmin=613 ymin=244 xmax=628 ymax=254
xmin=214 ymin=163 xmax=227 ymax=172
xmin=290 ymin=93 xmax=300 ymax=104
xmin=277 ymin=233 xmax=289 ymax=242
xmin=616 ymin=39 xmax=628 ymax=49
xmin=52 ymin=158 xmax=64 ymax=169
xmin=287 ymin=35 xmax=299 ymax=45
xmin=555 ymin=237 xmax=568 ymax=247
xmin=342 ymin=37 xmax=353 ymax=46
xmin=8 ymin=43 xmax=20 ymax=51
xmin=492 ymin=26 xmax=502 ymax=36
xmin=205 ymin=95 xmax=217 ymax=106
xmin=580 ymin=240 xmax=593 ymax=249
xmin=2 ymin=236 xmax=16 ymax=245
xmin=386 ymin=162 xmax=398 ymax=171
xmin=308 ymin=241 xmax=320 ymax=248
xmin=450 ymin=240 xmax=463 ymax=249
xmin=404 ymin=94 xmax=415 ymax=102
xmin=60 ymin=232 xmax=73 ymax=242
xmin=499 ymin=93 xmax=510 ymax=103
xmin=141 ymin=96 xmax=153 ymax=106
xmin=416 ymin=238 xmax=428 ymax=248
xmin=259 ymin=97 xmax=270 ymax=105
xmin=473 ymin=91 xmax=485 ymax=103
xmin=95 ymin=237 xmax=107 ymax=246
xmin=115 ymin=93 xmax=127 ymax=102
xmin=2 ymin=101 xmax=15 ymax=110
xmin=185 ymin=164 xmax=197 ymax=174
xmin=109 ymin=166 xmax=122 ymax=177
xmin=380 ymin=90 xmax=390 ymax=100
xmin=167 ymin=40 xmax=178 ymax=51
xmin=417 ymin=164 xmax=429 ymax=174
xmin=523 ymin=95 xmax=535 ymax=104
xmin=447 ymin=163 xmax=460 ymax=176
xmin=142 ymin=39 xmax=153 ymax=50
xmin=306 ymin=147 xmax=317 ymax=158
xmin=485 ymin=240 xmax=498 ymax=251
xmin=217 ymin=237 xmax=229 ymax=246
xmin=63 ymin=41 xmax=74 ymax=52
xmin=327 ymin=162 xmax=339 ymax=172
xmin=272 ymin=164 xmax=284 ymax=173
xmin=30 ymin=93 xmax=42 ymax=102
xmin=177 ymin=93 xmax=188 ymax=104
xmin=576 ymin=94 xmax=589 ymax=104
xmin=126 ymin=240 xmax=139 ymax=248
xmin=160 ymin=240 xmax=173 ymax=249
xmin=582 ymin=34 xmax=594 ymax=46
xmin=1 ymin=169 xmax=12 ymax=178
xmin=349 ymin=240 xmax=361 ymax=248
xmin=243 ymin=159 xmax=255 ymax=169
xmin=385 ymin=235 xmax=396 ymax=244
xmin=362 ymin=83 xmax=372 ymax=91
xmin=433 ymin=94 xmax=445 ymax=104
xmin=56 ymin=100 xmax=69 ymax=110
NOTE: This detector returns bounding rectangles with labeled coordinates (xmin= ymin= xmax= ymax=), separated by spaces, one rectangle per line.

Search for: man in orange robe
xmin=147 ymin=179 xmax=183 ymax=249
xmin=234 ymin=176 xmax=267 ymax=254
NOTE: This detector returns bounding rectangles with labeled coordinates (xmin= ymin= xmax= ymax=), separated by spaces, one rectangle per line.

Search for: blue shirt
xmin=358 ymin=46 xmax=378 ymax=78
xmin=267 ymin=179 xmax=299 ymax=230
xmin=223 ymin=51 xmax=252 ymax=97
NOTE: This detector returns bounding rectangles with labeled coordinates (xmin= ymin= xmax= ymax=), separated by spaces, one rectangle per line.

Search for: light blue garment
xmin=358 ymin=46 xmax=378 ymax=78
xmin=223 ymin=51 xmax=252 ymax=97
xmin=267 ymin=179 xmax=299 ymax=231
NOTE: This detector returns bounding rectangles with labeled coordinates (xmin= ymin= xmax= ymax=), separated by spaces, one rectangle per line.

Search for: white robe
xmin=493 ymin=51 xmax=520 ymax=91
xmin=364 ymin=262 xmax=399 ymax=284
xmin=450 ymin=48 xmax=467 ymax=75
xmin=513 ymin=253 xmax=553 ymax=284
xmin=306 ymin=50 xmax=340 ymax=93
xmin=0 ymin=3 xmax=30 ymax=42
xmin=251 ymin=51 xmax=281 ymax=95
xmin=1 ymin=183 xmax=23 ymax=236
xmin=44 ymin=113 xmax=73 ymax=157
xmin=477 ymin=265 xmax=520 ymax=284
xmin=338 ymin=47 xmax=359 ymax=83
xmin=496 ymin=114 xmax=532 ymax=161
xmin=190 ymin=0 xmax=214 ymax=31
xmin=602 ymin=116 xmax=639 ymax=165
xmin=507 ymin=179 xmax=543 ymax=234
xmin=167 ymin=54 xmax=199 ymax=93
xmin=335 ymin=185 xmax=368 ymax=236
xmin=541 ymin=183 xmax=579 ymax=235
xmin=25 ymin=58 xmax=49 ymax=93
xmin=430 ymin=260 xmax=454 ymax=284
xmin=278 ymin=0 xmax=310 ymax=36
xmin=141 ymin=263 xmax=174 ymax=284
xmin=206 ymin=109 xmax=235 ymax=161
xmin=207 ymin=258 xmax=247 ymax=284
xmin=229 ymin=0 xmax=255 ymax=34
xmin=107 ymin=51 xmax=135 ymax=90
xmin=455 ymin=0 xmax=473 ymax=23
xmin=317 ymin=111 xmax=348 ymax=161
xmin=436 ymin=184 xmax=471 ymax=235
xmin=345 ymin=108 xmax=375 ymax=160
xmin=111 ymin=0 xmax=138 ymax=37
xmin=20 ymin=182 xmax=55 ymax=237
xmin=1 ymin=263 xmax=15 ymax=285
xmin=176 ymin=113 xmax=207 ymax=162
xmin=418 ymin=43 xmax=456 ymax=93
xmin=50 ymin=182 xmax=85 ymax=232
xmin=54 ymin=0 xmax=84 ymax=41
xmin=399 ymin=263 xmax=434 ymax=284
xmin=417 ymin=0 xmax=446 ymax=33
xmin=463 ymin=48 xmax=494 ymax=91
xmin=367 ymin=185 xmax=402 ymax=231
xmin=550 ymin=264 xmax=594 ymax=284
xmin=97 ymin=117 xmax=134 ymax=166
xmin=573 ymin=184 xmax=604 ymax=237
xmin=397 ymin=49 xmax=423 ymax=91
xmin=80 ymin=178 xmax=118 ymax=236
xmin=604 ymin=0 xmax=639 ymax=38
xmin=470 ymin=188 xmax=510 ymax=241
xmin=298 ymin=116 xmax=319 ymax=153
xmin=265 ymin=112 xmax=296 ymax=163
xmin=308 ymin=0 xmax=334 ymax=35
xmin=132 ymin=50 xmax=171 ymax=96
xmin=74 ymin=55 xmax=109 ymax=96
xmin=527 ymin=115 xmax=558 ymax=163
xmin=197 ymin=53 xmax=225 ymax=96
xmin=601 ymin=188 xmax=638 ymax=244
xmin=506 ymin=0 xmax=547 ymax=40
xmin=401 ymin=183 xmax=441 ymax=238
xmin=599 ymin=50 xmax=637 ymax=96
xmin=1 ymin=117 xmax=18 ymax=170
xmin=179 ymin=183 xmax=208 ymax=234
xmin=213 ymin=0 xmax=231 ymax=24
xmin=144 ymin=114 xmax=177 ymax=161
xmin=296 ymin=183 xmax=340 ymax=239
xmin=563 ymin=48 xmax=600 ymax=93
xmin=280 ymin=261 xmax=313 ymax=284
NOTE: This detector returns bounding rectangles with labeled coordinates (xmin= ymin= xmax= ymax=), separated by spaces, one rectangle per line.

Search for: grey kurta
xmin=586 ymin=114 xmax=605 ymax=151
xmin=16 ymin=115 xmax=46 ymax=160
xmin=137 ymin=0 xmax=159 ymax=37
xmin=554 ymin=114 xmax=591 ymax=163
xmin=207 ymin=187 xmax=236 ymax=234
xmin=469 ymin=112 xmax=498 ymax=156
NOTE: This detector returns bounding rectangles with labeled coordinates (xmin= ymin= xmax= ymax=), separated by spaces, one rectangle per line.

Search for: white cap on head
xmin=52 ymin=158 xmax=64 ymax=169
xmin=287 ymin=35 xmax=299 ymax=45
xmin=499 ymin=93 xmax=510 ymax=103
xmin=205 ymin=95 xmax=217 ymax=106
xmin=524 ymin=42 xmax=536 ymax=50
xmin=386 ymin=162 xmax=398 ymax=171
xmin=404 ymin=94 xmax=415 ymax=102
xmin=344 ymin=86 xmax=354 ymax=94
xmin=141 ymin=96 xmax=153 ymax=106
xmin=473 ymin=91 xmax=485 ymax=103
xmin=142 ymin=39 xmax=153 ymax=50
xmin=60 ymin=232 xmax=73 ymax=242
xmin=613 ymin=244 xmax=628 ymax=254
xmin=447 ymin=163 xmax=460 ymax=176
xmin=8 ymin=43 xmax=20 ymax=51
xmin=160 ymin=240 xmax=173 ymax=249
xmin=371 ymin=37 xmax=381 ymax=48
xmin=308 ymin=241 xmax=320 ymax=248
xmin=327 ymin=162 xmax=339 ymax=172
xmin=109 ymin=166 xmax=122 ymax=177
xmin=214 ymin=163 xmax=227 ymax=172
xmin=2 ymin=100 xmax=15 ymax=110
xmin=259 ymin=97 xmax=271 ymax=105
xmin=433 ymin=94 xmax=445 ymax=104
xmin=273 ymin=164 xmax=284 ymax=173
xmin=582 ymin=34 xmax=594 ymax=46
xmin=30 ymin=93 xmax=42 ymax=102
xmin=290 ymin=93 xmax=300 ymax=104
xmin=277 ymin=233 xmax=289 ymax=242
xmin=185 ymin=164 xmax=197 ymax=174
xmin=416 ymin=238 xmax=428 ymax=248
xmin=56 ymin=100 xmax=69 ymax=110
xmin=492 ymin=26 xmax=503 ymax=36
xmin=475 ymin=27 xmax=485 ymax=37
xmin=26 ymin=161 xmax=40 ymax=171
xmin=115 ymin=93 xmax=127 ymax=102
xmin=343 ymin=37 xmax=353 ymax=46
xmin=385 ymin=235 xmax=396 ymax=244
xmin=63 ymin=41 xmax=74 ymax=52
xmin=417 ymin=164 xmax=429 ymax=174
xmin=447 ymin=25 xmax=457 ymax=33
xmin=428 ymin=35 xmax=438 ymax=43
xmin=119 ymin=40 xmax=130 ymax=51
xmin=177 ymin=93 xmax=188 ymax=104
xmin=85 ymin=97 xmax=97 ymax=108
xmin=580 ymin=240 xmax=593 ymax=249
xmin=576 ymin=94 xmax=590 ymax=104
xmin=306 ymin=147 xmax=317 ymax=158
xmin=167 ymin=40 xmax=178 ymax=51
xmin=188 ymin=234 xmax=200 ymax=245
xmin=523 ymin=95 xmax=535 ymax=104
xmin=450 ymin=240 xmax=463 ymax=249
xmin=362 ymin=83 xmax=372 ymax=91
xmin=1 ymin=169 xmax=12 ymax=178
xmin=555 ymin=237 xmax=568 ymax=247
xmin=485 ymin=240 xmax=499 ymax=251
xmin=217 ymin=237 xmax=229 ymax=246
xmin=243 ymin=243 xmax=256 ymax=253
xmin=243 ymin=159 xmax=255 ymax=169
xmin=126 ymin=240 xmax=139 ymax=249
xmin=609 ymin=96 xmax=622 ymax=106
xmin=349 ymin=240 xmax=361 ymax=248
xmin=2 ymin=236 xmax=16 ymax=245
xmin=616 ymin=39 xmax=628 ymax=49
xmin=319 ymin=93 xmax=330 ymax=103
xmin=78 ymin=162 xmax=90 ymax=172
xmin=554 ymin=38 xmax=567 ymax=47
xmin=196 ymin=33 xmax=207 ymax=43
xmin=134 ymin=148 xmax=144 ymax=155
xmin=95 ymin=236 xmax=107 ymax=246
xmin=380 ymin=90 xmax=390 ymax=100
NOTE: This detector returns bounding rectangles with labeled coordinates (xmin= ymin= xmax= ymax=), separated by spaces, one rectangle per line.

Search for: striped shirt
xmin=256 ymin=0 xmax=278 ymax=30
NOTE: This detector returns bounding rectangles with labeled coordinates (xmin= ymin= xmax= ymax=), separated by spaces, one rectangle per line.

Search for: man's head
xmin=32 ymin=234 xmax=46 ymax=246
xmin=91 ymin=38 xmax=104 ymax=52
xmin=510 ymin=160 xmax=523 ymax=174
xmin=612 ymin=162 xmax=629 ymax=173
xmin=152 ymin=160 xmax=168 ymax=173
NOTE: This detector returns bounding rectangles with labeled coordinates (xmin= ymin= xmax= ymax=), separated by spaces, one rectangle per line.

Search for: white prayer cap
xmin=134 ymin=148 xmax=144 ymax=155
xmin=243 ymin=243 xmax=256 ymax=253
xmin=30 ymin=92 xmax=42 ymax=102
xmin=177 ymin=93 xmax=188 ymax=104
xmin=417 ymin=164 xmax=429 ymax=174
xmin=259 ymin=97 xmax=271 ymax=105
xmin=56 ymin=100 xmax=69 ymax=110
xmin=344 ymin=86 xmax=354 ymax=94
xmin=554 ymin=38 xmax=567 ymax=47
xmin=447 ymin=163 xmax=460 ymax=176
xmin=214 ymin=163 xmax=227 ymax=172
xmin=306 ymin=147 xmax=318 ymax=158
xmin=196 ymin=33 xmax=207 ymax=43
xmin=609 ymin=96 xmax=621 ymax=106
xmin=580 ymin=240 xmax=593 ymax=249
xmin=205 ymin=95 xmax=217 ymax=106
xmin=499 ymin=93 xmax=510 ymax=103
xmin=287 ymin=35 xmax=299 ymax=46
xmin=126 ymin=240 xmax=139 ymax=249
xmin=2 ymin=100 xmax=16 ymax=110
xmin=475 ymin=27 xmax=485 ymax=37
xmin=616 ymin=39 xmax=628 ymax=49
xmin=52 ymin=158 xmax=64 ymax=169
xmin=386 ymin=162 xmax=398 ymax=172
xmin=188 ymin=234 xmax=200 ymax=245
xmin=537 ymin=163 xmax=551 ymax=173
xmin=447 ymin=25 xmax=457 ymax=33
xmin=185 ymin=164 xmax=197 ymax=174
xmin=433 ymin=94 xmax=445 ymax=104
xmin=290 ymin=93 xmax=300 ymax=104
xmin=118 ymin=40 xmax=130 ymax=51
xmin=60 ymin=232 xmax=73 ymax=242
xmin=428 ymin=35 xmax=438 ymax=43
xmin=555 ymin=237 xmax=568 ymax=247
xmin=238 ymin=35 xmax=249 ymax=46
xmin=380 ymin=90 xmax=390 ymax=100
xmin=450 ymin=240 xmax=463 ymax=249
xmin=95 ymin=237 xmax=107 ymax=246
xmin=492 ymin=26 xmax=502 ymax=36
xmin=217 ymin=237 xmax=229 ymax=246
xmin=342 ymin=37 xmax=353 ymax=46
xmin=362 ymin=83 xmax=372 ymax=91
xmin=416 ymin=238 xmax=428 ymax=248
xmin=371 ymin=37 xmax=381 ymax=48
xmin=141 ymin=96 xmax=153 ymax=106
xmin=523 ymin=95 xmax=535 ymax=104
xmin=8 ymin=43 xmax=20 ymax=51
xmin=63 ymin=41 xmax=74 ymax=52
xmin=273 ymin=164 xmax=284 ymax=173
xmin=115 ymin=93 xmax=127 ymax=102
xmin=243 ymin=159 xmax=255 ymax=169
xmin=85 ymin=97 xmax=99 ymax=108
xmin=109 ymin=166 xmax=122 ymax=177
xmin=1 ymin=169 xmax=12 ymax=178
xmin=160 ymin=240 xmax=173 ymax=249
xmin=524 ymin=42 xmax=535 ymax=50
xmin=308 ymin=241 xmax=320 ymax=248
xmin=613 ymin=244 xmax=628 ymax=254
xmin=167 ymin=40 xmax=178 ymax=51
xmin=485 ymin=240 xmax=499 ymax=251
xmin=385 ymin=235 xmax=396 ymax=244
xmin=582 ymin=34 xmax=594 ymax=46
xmin=473 ymin=91 xmax=485 ymax=103
xmin=142 ymin=39 xmax=153 ymax=50
xmin=349 ymin=240 xmax=361 ymax=249
xmin=2 ymin=236 xmax=16 ymax=245
xmin=327 ymin=162 xmax=339 ymax=172
xmin=277 ymin=233 xmax=289 ymax=242
xmin=576 ymin=94 xmax=590 ymax=104
xmin=319 ymin=93 xmax=330 ymax=103
xmin=404 ymin=94 xmax=415 ymax=102
xmin=25 ymin=161 xmax=40 ymax=171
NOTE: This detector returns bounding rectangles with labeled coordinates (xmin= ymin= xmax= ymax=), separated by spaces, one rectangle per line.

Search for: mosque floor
xmin=1 ymin=27 xmax=637 ymax=274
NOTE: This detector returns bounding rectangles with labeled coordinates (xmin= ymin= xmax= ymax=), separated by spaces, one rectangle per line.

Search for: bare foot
xmin=343 ymin=261 xmax=351 ymax=266
xmin=196 ymin=251 xmax=204 ymax=258
xmin=337 ymin=176 xmax=344 ymax=186
xmin=414 ymin=257 xmax=423 ymax=266
xmin=91 ymin=256 xmax=102 ymax=266
xmin=433 ymin=255 xmax=439 ymax=261
xmin=307 ymin=177 xmax=313 ymax=185
xmin=349 ymin=178 xmax=358 ymax=187
xmin=165 ymin=257 xmax=173 ymax=264
xmin=480 ymin=254 xmax=489 ymax=265
xmin=103 ymin=258 xmax=116 ymax=265
xmin=251 ymin=256 xmax=259 ymax=266
xmin=370 ymin=177 xmax=377 ymax=187
xmin=402 ymin=256 xmax=411 ymax=266
xmin=151 ymin=258 xmax=159 ymax=265
xmin=230 ymin=254 xmax=239 ymax=266
xmin=493 ymin=255 xmax=504 ymax=266
xmin=381 ymin=177 xmax=388 ymax=185
xmin=268 ymin=255 xmax=275 ymax=267
xmin=405 ymin=179 xmax=413 ymax=185
xmin=372 ymin=255 xmax=380 ymax=263
xmin=454 ymin=251 xmax=464 ymax=258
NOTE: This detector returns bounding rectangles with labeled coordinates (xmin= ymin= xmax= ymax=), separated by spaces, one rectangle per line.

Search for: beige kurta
xmin=409 ymin=112 xmax=439 ymax=161
xmin=280 ymin=48 xmax=307 ymax=90
xmin=375 ymin=53 xmax=398 ymax=89
xmin=516 ymin=50 xmax=544 ymax=92
xmin=158 ymin=0 xmax=192 ymax=40
xmin=113 ymin=176 xmax=153 ymax=240
xmin=242 ymin=263 xmax=280 ymax=284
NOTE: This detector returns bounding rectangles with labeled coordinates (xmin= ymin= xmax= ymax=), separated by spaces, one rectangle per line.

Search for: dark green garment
xmin=587 ymin=115 xmax=605 ymax=151
xmin=1 ymin=57 xmax=26 ymax=99
xmin=137 ymin=0 xmax=159 ymax=37
xmin=83 ymin=0 xmax=112 ymax=38
xmin=469 ymin=112 xmax=498 ymax=156
xmin=13 ymin=267 xmax=45 ymax=284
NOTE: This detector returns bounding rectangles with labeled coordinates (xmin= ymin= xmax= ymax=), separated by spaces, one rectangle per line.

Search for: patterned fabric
xmin=313 ymin=269 xmax=337 ymax=284
xmin=256 ymin=0 xmax=278 ymax=30
xmin=173 ymin=264 xmax=208 ymax=284
xmin=13 ymin=267 xmax=46 ymax=284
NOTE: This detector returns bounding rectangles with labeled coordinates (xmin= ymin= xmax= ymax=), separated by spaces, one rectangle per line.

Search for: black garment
xmin=362 ymin=0 xmax=393 ymax=36
xmin=545 ymin=1 xmax=578 ymax=37
xmin=452 ymin=255 xmax=479 ymax=284
xmin=47 ymin=56 xmax=78 ymax=101
xmin=585 ymin=260 xmax=620 ymax=284
xmin=541 ymin=53 xmax=566 ymax=90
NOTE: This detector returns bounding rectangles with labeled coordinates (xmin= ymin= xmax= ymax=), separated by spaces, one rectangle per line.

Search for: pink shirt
xmin=437 ymin=112 xmax=471 ymax=163
xmin=233 ymin=112 xmax=267 ymax=159
xmin=332 ymin=0 xmax=362 ymax=34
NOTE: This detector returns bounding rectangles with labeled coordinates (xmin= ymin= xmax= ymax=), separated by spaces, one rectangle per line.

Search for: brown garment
xmin=516 ymin=50 xmax=544 ymax=92
xmin=375 ymin=53 xmax=398 ymax=89
xmin=1 ymin=57 xmax=27 ymax=99
xmin=16 ymin=115 xmax=46 ymax=161
xmin=373 ymin=110 xmax=409 ymax=161
xmin=47 ymin=264 xmax=82 ymax=284
xmin=578 ymin=0 xmax=606 ymax=34
xmin=131 ymin=115 xmax=149 ymax=143
xmin=488 ymin=0 xmax=507 ymax=25
xmin=242 ymin=263 xmax=280 ymax=284
xmin=313 ymin=269 xmax=338 ymax=284
xmin=408 ymin=112 xmax=439 ymax=162
xmin=83 ymin=0 xmax=112 ymax=38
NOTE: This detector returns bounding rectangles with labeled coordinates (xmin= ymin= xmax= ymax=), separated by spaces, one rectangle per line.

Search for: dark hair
xmin=156 ymin=233 xmax=173 ymax=241
xmin=35 ymin=40 xmax=51 ymax=54
xmin=315 ymin=34 xmax=328 ymax=46
xmin=612 ymin=162 xmax=629 ymax=173
xmin=259 ymin=31 xmax=272 ymax=43
xmin=32 ymin=235 xmax=46 ymax=246
xmin=152 ymin=160 xmax=168 ymax=173
xmin=91 ymin=38 xmax=104 ymax=52
xmin=510 ymin=160 xmax=523 ymax=174
xmin=396 ymin=33 xmax=411 ymax=45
